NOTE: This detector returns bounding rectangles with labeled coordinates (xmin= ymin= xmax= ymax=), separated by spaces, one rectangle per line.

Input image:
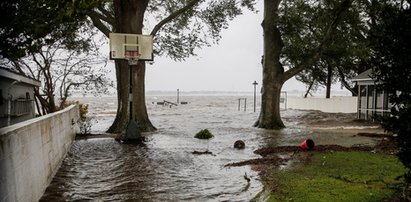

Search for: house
xmin=0 ymin=66 xmax=41 ymax=128
xmin=351 ymin=69 xmax=391 ymax=121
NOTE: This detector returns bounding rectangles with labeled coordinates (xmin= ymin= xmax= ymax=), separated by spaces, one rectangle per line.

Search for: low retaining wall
xmin=0 ymin=105 xmax=79 ymax=202
xmin=287 ymin=96 xmax=357 ymax=113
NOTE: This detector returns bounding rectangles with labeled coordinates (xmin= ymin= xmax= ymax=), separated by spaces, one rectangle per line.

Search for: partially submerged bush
xmin=61 ymin=100 xmax=95 ymax=135
xmin=194 ymin=129 xmax=214 ymax=139
xmin=78 ymin=117 xmax=97 ymax=135
xmin=61 ymin=100 xmax=88 ymax=121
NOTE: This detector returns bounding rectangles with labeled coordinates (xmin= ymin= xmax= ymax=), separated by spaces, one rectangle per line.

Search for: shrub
xmin=61 ymin=100 xmax=95 ymax=135
xmin=194 ymin=129 xmax=214 ymax=139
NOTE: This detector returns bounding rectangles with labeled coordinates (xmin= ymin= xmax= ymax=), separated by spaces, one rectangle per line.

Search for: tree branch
xmin=89 ymin=14 xmax=111 ymax=37
xmin=283 ymin=0 xmax=352 ymax=81
xmin=90 ymin=9 xmax=115 ymax=26
xmin=337 ymin=66 xmax=357 ymax=96
xmin=97 ymin=6 xmax=115 ymax=23
xmin=150 ymin=0 xmax=202 ymax=37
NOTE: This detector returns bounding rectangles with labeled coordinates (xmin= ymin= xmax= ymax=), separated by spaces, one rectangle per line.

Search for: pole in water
xmin=252 ymin=81 xmax=258 ymax=112
xmin=177 ymin=88 xmax=180 ymax=104
xmin=244 ymin=98 xmax=247 ymax=111
xmin=238 ymin=98 xmax=247 ymax=111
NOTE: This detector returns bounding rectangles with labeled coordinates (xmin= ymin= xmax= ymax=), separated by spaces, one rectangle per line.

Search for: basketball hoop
xmin=109 ymin=33 xmax=153 ymax=62
xmin=125 ymin=50 xmax=141 ymax=65
xmin=127 ymin=58 xmax=139 ymax=66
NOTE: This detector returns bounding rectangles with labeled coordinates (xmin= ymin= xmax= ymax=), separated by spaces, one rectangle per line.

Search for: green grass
xmin=265 ymin=151 xmax=405 ymax=202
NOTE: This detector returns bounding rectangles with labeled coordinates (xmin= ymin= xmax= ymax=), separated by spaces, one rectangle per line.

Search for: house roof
xmin=0 ymin=66 xmax=41 ymax=87
xmin=351 ymin=69 xmax=375 ymax=82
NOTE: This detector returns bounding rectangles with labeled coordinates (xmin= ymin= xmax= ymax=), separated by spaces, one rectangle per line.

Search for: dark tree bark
xmin=132 ymin=61 xmax=156 ymax=131
xmin=304 ymin=80 xmax=314 ymax=98
xmin=337 ymin=66 xmax=358 ymax=96
xmin=107 ymin=60 xmax=132 ymax=133
xmin=326 ymin=65 xmax=332 ymax=98
xmin=254 ymin=0 xmax=285 ymax=129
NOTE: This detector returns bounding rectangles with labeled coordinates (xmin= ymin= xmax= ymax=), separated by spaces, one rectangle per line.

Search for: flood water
xmin=40 ymin=93 xmax=377 ymax=201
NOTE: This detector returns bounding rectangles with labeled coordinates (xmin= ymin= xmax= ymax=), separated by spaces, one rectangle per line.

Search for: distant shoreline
xmin=69 ymin=90 xmax=352 ymax=98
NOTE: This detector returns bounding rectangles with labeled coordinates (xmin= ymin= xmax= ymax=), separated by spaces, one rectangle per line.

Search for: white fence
xmin=286 ymin=96 xmax=357 ymax=113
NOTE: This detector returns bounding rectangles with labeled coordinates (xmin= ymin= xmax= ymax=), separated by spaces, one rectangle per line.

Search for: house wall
xmin=0 ymin=77 xmax=37 ymax=128
xmin=287 ymin=96 xmax=357 ymax=113
xmin=0 ymin=105 xmax=79 ymax=202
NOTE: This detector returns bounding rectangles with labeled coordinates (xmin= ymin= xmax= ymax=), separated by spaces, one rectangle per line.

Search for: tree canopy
xmin=279 ymin=0 xmax=370 ymax=97
xmin=88 ymin=0 xmax=257 ymax=60
xmin=255 ymin=0 xmax=352 ymax=129
xmin=369 ymin=0 xmax=411 ymax=185
xmin=0 ymin=0 xmax=104 ymax=60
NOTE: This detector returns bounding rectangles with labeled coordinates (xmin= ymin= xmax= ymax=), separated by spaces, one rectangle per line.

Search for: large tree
xmin=255 ymin=0 xmax=351 ymax=129
xmin=369 ymin=0 xmax=411 ymax=193
xmin=89 ymin=0 xmax=256 ymax=133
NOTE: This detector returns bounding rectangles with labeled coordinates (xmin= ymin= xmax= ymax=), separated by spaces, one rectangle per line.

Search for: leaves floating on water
xmin=192 ymin=150 xmax=214 ymax=155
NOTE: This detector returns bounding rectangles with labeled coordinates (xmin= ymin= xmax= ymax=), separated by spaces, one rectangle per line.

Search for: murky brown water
xmin=40 ymin=94 xmax=380 ymax=201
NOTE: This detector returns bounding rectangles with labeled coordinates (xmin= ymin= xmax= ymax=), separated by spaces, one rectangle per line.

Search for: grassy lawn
xmin=263 ymin=151 xmax=405 ymax=201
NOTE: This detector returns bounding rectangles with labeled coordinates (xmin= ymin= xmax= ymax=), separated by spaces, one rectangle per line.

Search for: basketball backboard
xmin=109 ymin=33 xmax=153 ymax=61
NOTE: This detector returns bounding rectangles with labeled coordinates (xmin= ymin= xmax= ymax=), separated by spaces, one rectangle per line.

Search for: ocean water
xmin=40 ymin=94 xmax=376 ymax=201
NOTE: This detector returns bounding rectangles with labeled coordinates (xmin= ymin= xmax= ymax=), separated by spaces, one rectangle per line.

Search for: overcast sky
xmin=105 ymin=2 xmax=348 ymax=94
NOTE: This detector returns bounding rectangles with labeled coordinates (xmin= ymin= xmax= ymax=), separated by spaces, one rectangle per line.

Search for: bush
xmin=78 ymin=117 xmax=97 ymax=135
xmin=60 ymin=100 xmax=88 ymax=121
xmin=61 ymin=100 xmax=95 ymax=135
xmin=382 ymin=105 xmax=411 ymax=183
xmin=194 ymin=129 xmax=214 ymax=139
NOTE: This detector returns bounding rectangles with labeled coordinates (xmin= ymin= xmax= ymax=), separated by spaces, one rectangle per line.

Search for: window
xmin=11 ymin=99 xmax=32 ymax=116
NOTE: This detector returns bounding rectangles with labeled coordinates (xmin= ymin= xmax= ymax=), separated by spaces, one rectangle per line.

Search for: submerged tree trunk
xmin=132 ymin=61 xmax=156 ymax=131
xmin=107 ymin=60 xmax=130 ymax=133
xmin=254 ymin=0 xmax=285 ymax=129
xmin=108 ymin=0 xmax=156 ymax=133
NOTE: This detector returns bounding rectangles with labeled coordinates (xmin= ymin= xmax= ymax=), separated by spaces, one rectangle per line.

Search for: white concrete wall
xmin=0 ymin=105 xmax=79 ymax=202
xmin=287 ymin=96 xmax=357 ymax=113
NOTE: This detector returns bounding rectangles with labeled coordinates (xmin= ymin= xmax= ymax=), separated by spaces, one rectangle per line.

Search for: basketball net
xmin=125 ymin=50 xmax=141 ymax=66
xmin=127 ymin=58 xmax=139 ymax=66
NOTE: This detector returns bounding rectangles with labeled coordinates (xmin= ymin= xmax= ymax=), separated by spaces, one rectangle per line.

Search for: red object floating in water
xmin=300 ymin=139 xmax=315 ymax=150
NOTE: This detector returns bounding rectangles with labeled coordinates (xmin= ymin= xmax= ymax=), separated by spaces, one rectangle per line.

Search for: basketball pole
xmin=129 ymin=63 xmax=133 ymax=120
xmin=123 ymin=59 xmax=142 ymax=142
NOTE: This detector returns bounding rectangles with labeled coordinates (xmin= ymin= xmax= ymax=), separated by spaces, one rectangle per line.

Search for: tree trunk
xmin=304 ymin=80 xmax=314 ymax=98
xmin=254 ymin=0 xmax=285 ymax=129
xmin=337 ymin=66 xmax=358 ymax=96
xmin=132 ymin=61 xmax=156 ymax=131
xmin=326 ymin=65 xmax=332 ymax=98
xmin=107 ymin=0 xmax=156 ymax=133
xmin=107 ymin=60 xmax=131 ymax=133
